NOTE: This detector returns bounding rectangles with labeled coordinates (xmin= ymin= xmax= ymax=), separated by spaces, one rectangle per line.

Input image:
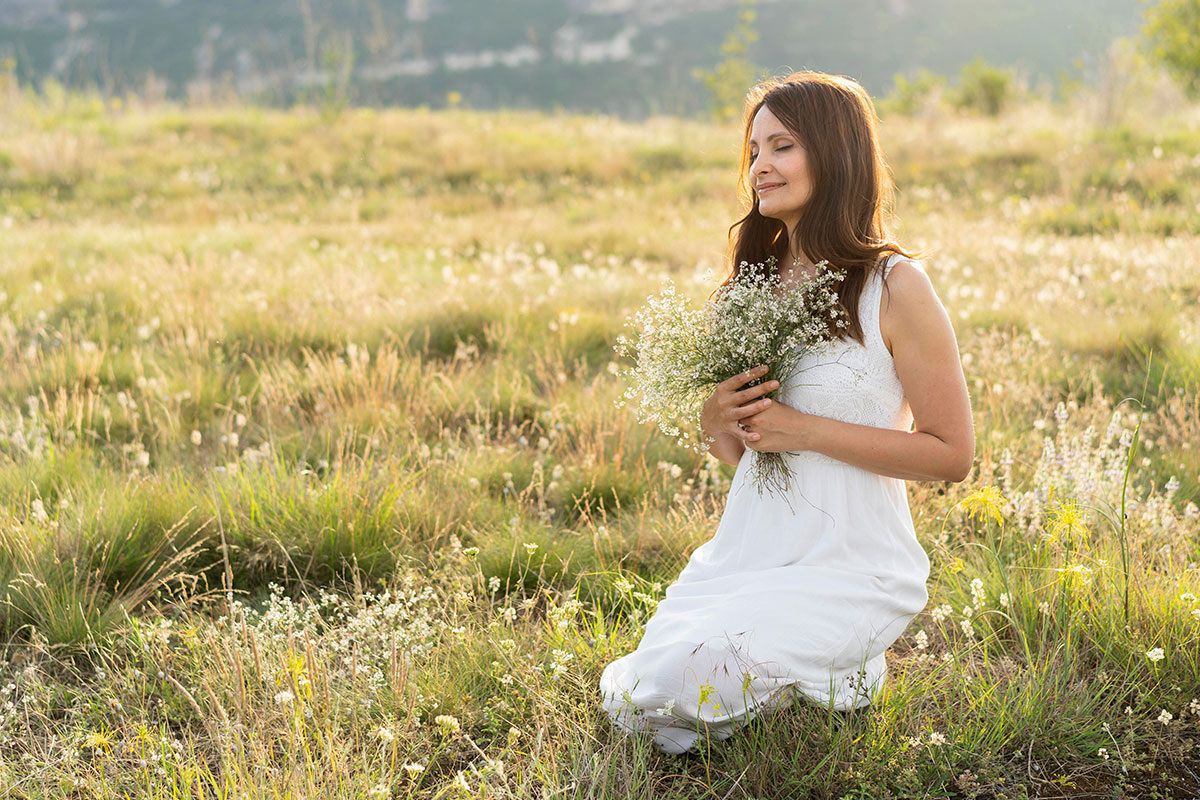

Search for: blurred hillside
xmin=0 ymin=0 xmax=1147 ymax=117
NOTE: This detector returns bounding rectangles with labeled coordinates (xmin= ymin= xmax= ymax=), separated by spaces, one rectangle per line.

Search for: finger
xmin=723 ymin=364 xmax=769 ymax=391
xmin=731 ymin=397 xmax=772 ymax=419
xmin=733 ymin=378 xmax=780 ymax=403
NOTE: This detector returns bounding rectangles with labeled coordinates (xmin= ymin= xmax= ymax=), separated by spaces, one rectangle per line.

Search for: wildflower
xmin=376 ymin=725 xmax=395 ymax=742
xmin=970 ymin=577 xmax=986 ymax=606
xmin=368 ymin=783 xmax=390 ymax=798
xmin=1046 ymin=499 xmax=1089 ymax=549
xmin=960 ymin=486 xmax=1005 ymax=526
xmin=930 ymin=604 xmax=954 ymax=623
xmin=962 ymin=605 xmax=974 ymax=618
xmin=959 ymin=619 xmax=975 ymax=638
xmin=906 ymin=736 xmax=923 ymax=747
xmin=1145 ymin=647 xmax=1165 ymax=663
xmin=81 ymin=731 xmax=113 ymax=754
xmin=453 ymin=771 xmax=471 ymax=792
xmin=1098 ymin=747 xmax=1109 ymax=760
xmin=462 ymin=546 xmax=479 ymax=558
xmin=29 ymin=498 xmax=49 ymax=525
xmin=999 ymin=592 xmax=1010 ymax=609
xmin=523 ymin=542 xmax=539 ymax=555
xmin=655 ymin=698 xmax=676 ymax=716
xmin=614 ymin=577 xmax=633 ymax=593
xmin=928 ymin=732 xmax=947 ymax=746
xmin=1157 ymin=709 xmax=1173 ymax=725
xmin=274 ymin=690 xmax=295 ymax=705
xmin=190 ymin=430 xmax=202 ymax=446
xmin=1189 ymin=698 xmax=1200 ymax=716
xmin=914 ymin=630 xmax=928 ymax=650
xmin=488 ymin=576 xmax=501 ymax=593
xmin=1055 ymin=563 xmax=1093 ymax=589
xmin=402 ymin=762 xmax=425 ymax=777
xmin=1038 ymin=601 xmax=1050 ymax=615
xmin=1180 ymin=592 xmax=1197 ymax=604
xmin=435 ymin=714 xmax=461 ymax=736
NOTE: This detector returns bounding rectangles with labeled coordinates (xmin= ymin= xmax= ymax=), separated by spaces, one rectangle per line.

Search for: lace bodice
xmin=777 ymin=255 xmax=912 ymax=465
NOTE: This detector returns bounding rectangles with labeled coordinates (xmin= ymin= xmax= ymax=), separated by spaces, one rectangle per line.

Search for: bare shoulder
xmin=879 ymin=258 xmax=946 ymax=356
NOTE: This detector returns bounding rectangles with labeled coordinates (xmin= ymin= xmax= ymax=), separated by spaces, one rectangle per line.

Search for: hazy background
xmin=0 ymin=0 xmax=1149 ymax=116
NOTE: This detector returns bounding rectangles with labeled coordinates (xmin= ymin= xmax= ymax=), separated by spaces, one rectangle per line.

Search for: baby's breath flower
xmin=928 ymin=731 xmax=947 ymax=746
xmin=1145 ymin=647 xmax=1165 ymax=663
xmin=613 ymin=256 xmax=847 ymax=497
xmin=402 ymin=762 xmax=425 ymax=777
xmin=1157 ymin=709 xmax=1173 ymax=725
xmin=435 ymin=714 xmax=461 ymax=736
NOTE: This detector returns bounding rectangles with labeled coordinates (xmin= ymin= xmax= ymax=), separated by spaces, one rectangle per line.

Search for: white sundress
xmin=599 ymin=254 xmax=932 ymax=754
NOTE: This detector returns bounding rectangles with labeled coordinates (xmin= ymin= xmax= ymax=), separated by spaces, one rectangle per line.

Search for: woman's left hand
xmin=740 ymin=399 xmax=809 ymax=453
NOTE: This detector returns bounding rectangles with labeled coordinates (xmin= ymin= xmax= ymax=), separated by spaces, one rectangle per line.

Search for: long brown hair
xmin=726 ymin=71 xmax=919 ymax=345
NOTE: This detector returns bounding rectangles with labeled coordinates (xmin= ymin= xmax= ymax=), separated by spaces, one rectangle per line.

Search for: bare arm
xmin=740 ymin=261 xmax=975 ymax=482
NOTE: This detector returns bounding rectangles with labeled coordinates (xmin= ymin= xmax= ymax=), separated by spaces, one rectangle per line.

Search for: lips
xmin=757 ymin=183 xmax=784 ymax=194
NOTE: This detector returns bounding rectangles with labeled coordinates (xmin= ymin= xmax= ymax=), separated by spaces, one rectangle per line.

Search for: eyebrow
xmin=748 ymin=132 xmax=792 ymax=147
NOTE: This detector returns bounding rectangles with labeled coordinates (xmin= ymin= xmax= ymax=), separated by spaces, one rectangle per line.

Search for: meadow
xmin=0 ymin=81 xmax=1198 ymax=798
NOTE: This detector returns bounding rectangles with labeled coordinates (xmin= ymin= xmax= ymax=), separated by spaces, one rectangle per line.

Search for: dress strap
xmin=862 ymin=254 xmax=896 ymax=357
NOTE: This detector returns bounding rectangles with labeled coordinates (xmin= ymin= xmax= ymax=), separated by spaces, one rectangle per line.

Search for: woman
xmin=598 ymin=71 xmax=975 ymax=755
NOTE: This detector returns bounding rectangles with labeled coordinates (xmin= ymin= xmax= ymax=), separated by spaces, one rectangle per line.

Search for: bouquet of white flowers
xmin=614 ymin=256 xmax=848 ymax=497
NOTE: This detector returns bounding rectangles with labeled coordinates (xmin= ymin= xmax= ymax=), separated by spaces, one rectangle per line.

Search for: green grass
xmin=0 ymin=86 xmax=1198 ymax=798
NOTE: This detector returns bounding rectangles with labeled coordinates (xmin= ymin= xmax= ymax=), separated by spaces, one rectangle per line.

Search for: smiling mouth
xmin=757 ymin=184 xmax=784 ymax=194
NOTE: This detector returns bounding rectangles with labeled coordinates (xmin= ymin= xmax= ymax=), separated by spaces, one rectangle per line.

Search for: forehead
xmin=749 ymin=105 xmax=791 ymax=142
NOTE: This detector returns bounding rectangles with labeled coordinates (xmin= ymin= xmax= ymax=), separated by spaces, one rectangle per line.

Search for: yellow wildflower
xmin=960 ymin=486 xmax=1005 ymax=526
xmin=1047 ymin=499 xmax=1089 ymax=550
xmin=82 ymin=731 xmax=113 ymax=754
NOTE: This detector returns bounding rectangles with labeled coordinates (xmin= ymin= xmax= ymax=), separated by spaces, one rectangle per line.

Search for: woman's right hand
xmin=700 ymin=364 xmax=780 ymax=445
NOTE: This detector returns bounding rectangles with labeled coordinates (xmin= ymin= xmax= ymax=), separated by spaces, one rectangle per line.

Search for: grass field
xmin=0 ymin=83 xmax=1199 ymax=798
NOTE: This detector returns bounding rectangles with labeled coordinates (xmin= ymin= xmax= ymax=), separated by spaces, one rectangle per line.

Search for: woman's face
xmin=748 ymin=105 xmax=812 ymax=231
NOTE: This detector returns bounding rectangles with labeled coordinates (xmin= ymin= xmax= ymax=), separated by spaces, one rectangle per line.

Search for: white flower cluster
xmin=985 ymin=403 xmax=1193 ymax=550
xmin=614 ymin=256 xmax=847 ymax=495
